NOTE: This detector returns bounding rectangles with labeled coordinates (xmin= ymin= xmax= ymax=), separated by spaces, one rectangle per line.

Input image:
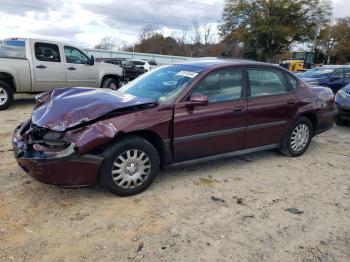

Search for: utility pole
xmin=314 ymin=23 xmax=320 ymax=51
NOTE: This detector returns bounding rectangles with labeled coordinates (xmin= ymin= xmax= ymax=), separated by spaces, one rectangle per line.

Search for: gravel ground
xmin=0 ymin=95 xmax=349 ymax=262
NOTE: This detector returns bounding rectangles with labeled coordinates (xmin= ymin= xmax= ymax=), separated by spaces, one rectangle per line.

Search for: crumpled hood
xmin=32 ymin=87 xmax=156 ymax=131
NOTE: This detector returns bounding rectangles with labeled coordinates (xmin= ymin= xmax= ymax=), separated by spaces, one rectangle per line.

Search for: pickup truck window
xmin=0 ymin=40 xmax=26 ymax=59
xmin=35 ymin=43 xmax=61 ymax=62
xmin=64 ymin=46 xmax=89 ymax=64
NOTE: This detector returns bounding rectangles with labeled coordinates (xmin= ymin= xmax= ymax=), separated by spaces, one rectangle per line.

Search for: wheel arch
xmin=113 ymin=130 xmax=168 ymax=167
xmin=299 ymin=112 xmax=318 ymax=136
xmin=0 ymin=72 xmax=16 ymax=91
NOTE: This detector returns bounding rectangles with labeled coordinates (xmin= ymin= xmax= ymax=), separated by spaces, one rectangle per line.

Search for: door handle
xmin=233 ymin=106 xmax=246 ymax=113
xmin=36 ymin=65 xmax=47 ymax=69
xmin=67 ymin=67 xmax=76 ymax=70
xmin=287 ymin=100 xmax=296 ymax=105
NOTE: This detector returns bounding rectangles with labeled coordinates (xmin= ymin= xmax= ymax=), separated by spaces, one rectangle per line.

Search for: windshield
xmin=301 ymin=68 xmax=335 ymax=79
xmin=119 ymin=64 xmax=203 ymax=102
xmin=0 ymin=40 xmax=26 ymax=59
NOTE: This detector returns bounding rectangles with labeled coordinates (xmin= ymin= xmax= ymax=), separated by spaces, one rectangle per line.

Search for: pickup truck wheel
xmin=102 ymin=78 xmax=120 ymax=90
xmin=279 ymin=117 xmax=313 ymax=157
xmin=0 ymin=81 xmax=13 ymax=110
xmin=100 ymin=136 xmax=160 ymax=196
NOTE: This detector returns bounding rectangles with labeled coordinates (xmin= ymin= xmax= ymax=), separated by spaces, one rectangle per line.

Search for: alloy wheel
xmin=290 ymin=124 xmax=310 ymax=152
xmin=111 ymin=149 xmax=151 ymax=189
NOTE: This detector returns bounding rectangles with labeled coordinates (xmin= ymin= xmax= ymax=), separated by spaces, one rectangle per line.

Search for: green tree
xmin=220 ymin=0 xmax=331 ymax=62
xmin=318 ymin=17 xmax=350 ymax=64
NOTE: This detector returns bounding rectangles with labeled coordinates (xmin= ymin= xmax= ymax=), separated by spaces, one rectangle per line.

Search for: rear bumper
xmin=13 ymin=122 xmax=102 ymax=187
xmin=314 ymin=110 xmax=336 ymax=135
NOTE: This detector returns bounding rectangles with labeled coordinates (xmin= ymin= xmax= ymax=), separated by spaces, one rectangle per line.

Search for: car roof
xmin=175 ymin=58 xmax=275 ymax=69
xmin=104 ymin=58 xmax=125 ymax=60
xmin=318 ymin=65 xmax=350 ymax=69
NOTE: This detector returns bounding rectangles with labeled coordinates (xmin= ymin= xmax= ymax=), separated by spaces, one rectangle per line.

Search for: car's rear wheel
xmin=99 ymin=136 xmax=160 ymax=196
xmin=0 ymin=80 xmax=13 ymax=110
xmin=280 ymin=117 xmax=313 ymax=157
xmin=101 ymin=77 xmax=120 ymax=90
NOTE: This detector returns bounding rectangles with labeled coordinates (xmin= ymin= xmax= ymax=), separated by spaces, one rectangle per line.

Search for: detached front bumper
xmin=13 ymin=121 xmax=102 ymax=187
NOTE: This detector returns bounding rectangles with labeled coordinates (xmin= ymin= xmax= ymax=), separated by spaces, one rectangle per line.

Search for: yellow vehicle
xmin=279 ymin=51 xmax=316 ymax=72
xmin=279 ymin=59 xmax=305 ymax=72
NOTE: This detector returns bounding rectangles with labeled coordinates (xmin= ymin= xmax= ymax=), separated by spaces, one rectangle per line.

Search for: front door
xmin=173 ymin=68 xmax=247 ymax=162
xmin=245 ymin=68 xmax=298 ymax=149
xmin=329 ymin=69 xmax=347 ymax=93
xmin=64 ymin=46 xmax=98 ymax=87
xmin=33 ymin=42 xmax=66 ymax=91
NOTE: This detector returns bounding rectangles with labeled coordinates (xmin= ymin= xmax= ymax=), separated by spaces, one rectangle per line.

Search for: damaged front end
xmin=13 ymin=119 xmax=103 ymax=187
xmin=13 ymin=87 xmax=158 ymax=187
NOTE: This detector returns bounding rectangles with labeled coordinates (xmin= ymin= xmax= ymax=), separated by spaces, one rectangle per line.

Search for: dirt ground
xmin=0 ymin=95 xmax=349 ymax=262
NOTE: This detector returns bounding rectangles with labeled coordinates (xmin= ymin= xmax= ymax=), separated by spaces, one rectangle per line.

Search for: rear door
xmin=64 ymin=46 xmax=98 ymax=87
xmin=32 ymin=42 xmax=66 ymax=91
xmin=245 ymin=67 xmax=298 ymax=149
xmin=173 ymin=68 xmax=247 ymax=162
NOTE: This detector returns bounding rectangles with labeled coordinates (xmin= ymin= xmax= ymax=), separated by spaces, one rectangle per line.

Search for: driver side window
xmin=191 ymin=69 xmax=243 ymax=103
xmin=333 ymin=69 xmax=343 ymax=79
xmin=64 ymin=46 xmax=89 ymax=64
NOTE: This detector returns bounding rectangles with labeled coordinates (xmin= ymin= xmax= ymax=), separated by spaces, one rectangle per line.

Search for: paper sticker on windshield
xmin=177 ymin=71 xmax=198 ymax=78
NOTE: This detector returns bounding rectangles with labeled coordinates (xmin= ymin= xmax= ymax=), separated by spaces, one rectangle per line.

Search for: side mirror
xmin=89 ymin=55 xmax=95 ymax=66
xmin=186 ymin=93 xmax=209 ymax=107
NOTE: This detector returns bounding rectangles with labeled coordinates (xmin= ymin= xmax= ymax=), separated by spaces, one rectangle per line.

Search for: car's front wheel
xmin=280 ymin=117 xmax=313 ymax=157
xmin=99 ymin=136 xmax=160 ymax=196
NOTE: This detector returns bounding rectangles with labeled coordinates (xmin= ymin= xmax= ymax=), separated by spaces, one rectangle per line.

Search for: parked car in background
xmin=103 ymin=58 xmax=145 ymax=82
xmin=131 ymin=59 xmax=151 ymax=71
xmin=335 ymin=83 xmax=350 ymax=126
xmin=143 ymin=59 xmax=157 ymax=67
xmin=13 ymin=59 xmax=336 ymax=196
xmin=0 ymin=38 xmax=123 ymax=110
xmin=299 ymin=66 xmax=350 ymax=94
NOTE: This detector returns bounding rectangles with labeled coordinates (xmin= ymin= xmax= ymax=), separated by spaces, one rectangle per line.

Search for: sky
xmin=0 ymin=0 xmax=348 ymax=49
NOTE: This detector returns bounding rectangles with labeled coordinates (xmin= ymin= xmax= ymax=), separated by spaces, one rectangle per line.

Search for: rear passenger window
xmin=248 ymin=69 xmax=289 ymax=97
xmin=34 ymin=42 xmax=61 ymax=62
xmin=192 ymin=69 xmax=242 ymax=103
xmin=286 ymin=74 xmax=298 ymax=90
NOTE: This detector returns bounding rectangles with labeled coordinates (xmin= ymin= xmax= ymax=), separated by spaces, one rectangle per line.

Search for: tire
xmin=0 ymin=80 xmax=14 ymax=110
xmin=279 ymin=117 xmax=313 ymax=157
xmin=101 ymin=77 xmax=120 ymax=90
xmin=335 ymin=115 xmax=348 ymax=126
xmin=99 ymin=136 xmax=160 ymax=196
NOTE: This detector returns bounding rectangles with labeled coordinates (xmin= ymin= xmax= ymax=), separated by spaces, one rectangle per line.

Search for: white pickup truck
xmin=0 ymin=38 xmax=123 ymax=110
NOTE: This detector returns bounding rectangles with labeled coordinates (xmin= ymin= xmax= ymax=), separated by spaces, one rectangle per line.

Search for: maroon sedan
xmin=13 ymin=59 xmax=336 ymax=196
